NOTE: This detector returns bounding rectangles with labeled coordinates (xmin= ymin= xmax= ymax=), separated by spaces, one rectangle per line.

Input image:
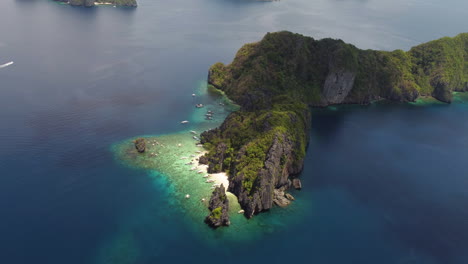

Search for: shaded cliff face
xmin=203 ymin=31 xmax=468 ymax=218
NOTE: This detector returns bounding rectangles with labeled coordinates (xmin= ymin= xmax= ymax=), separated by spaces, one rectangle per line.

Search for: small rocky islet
xmin=134 ymin=138 xmax=146 ymax=153
xmin=205 ymin=184 xmax=230 ymax=228
xmin=54 ymin=0 xmax=137 ymax=7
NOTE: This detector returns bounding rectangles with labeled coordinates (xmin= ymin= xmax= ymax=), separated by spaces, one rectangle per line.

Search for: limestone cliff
xmin=201 ymin=101 xmax=310 ymax=218
xmin=209 ymin=31 xmax=468 ymax=107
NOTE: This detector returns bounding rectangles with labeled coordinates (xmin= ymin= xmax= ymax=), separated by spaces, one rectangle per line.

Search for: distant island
xmin=201 ymin=31 xmax=468 ymax=219
xmin=54 ymin=0 xmax=137 ymax=7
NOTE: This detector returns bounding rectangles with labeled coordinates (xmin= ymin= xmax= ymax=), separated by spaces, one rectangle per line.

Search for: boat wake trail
xmin=0 ymin=61 xmax=14 ymax=68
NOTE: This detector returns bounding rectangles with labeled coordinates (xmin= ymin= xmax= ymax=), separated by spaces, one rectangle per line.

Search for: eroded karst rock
xmin=205 ymin=184 xmax=230 ymax=228
xmin=134 ymin=138 xmax=146 ymax=153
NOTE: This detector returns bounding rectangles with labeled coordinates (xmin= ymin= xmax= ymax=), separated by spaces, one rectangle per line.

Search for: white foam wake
xmin=0 ymin=61 xmax=14 ymax=68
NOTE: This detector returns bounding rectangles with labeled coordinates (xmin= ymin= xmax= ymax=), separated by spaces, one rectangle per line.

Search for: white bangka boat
xmin=0 ymin=61 xmax=14 ymax=68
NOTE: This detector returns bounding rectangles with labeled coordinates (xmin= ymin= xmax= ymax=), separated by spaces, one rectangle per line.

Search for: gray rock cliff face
xmin=431 ymin=76 xmax=453 ymax=103
xmin=228 ymin=133 xmax=299 ymax=218
xmin=322 ymin=70 xmax=356 ymax=105
xmin=207 ymin=142 xmax=228 ymax=173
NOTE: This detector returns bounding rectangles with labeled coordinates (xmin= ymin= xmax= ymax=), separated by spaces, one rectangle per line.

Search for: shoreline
xmin=190 ymin=151 xmax=230 ymax=190
xmin=95 ymin=2 xmax=114 ymax=5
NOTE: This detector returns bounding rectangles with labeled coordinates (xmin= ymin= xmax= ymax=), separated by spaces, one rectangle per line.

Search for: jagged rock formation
xmin=205 ymin=184 xmax=230 ymax=228
xmin=292 ymin=179 xmax=302 ymax=190
xmin=273 ymin=187 xmax=295 ymax=207
xmin=202 ymin=31 xmax=468 ymax=218
xmin=55 ymin=0 xmax=137 ymax=7
xmin=134 ymin=138 xmax=146 ymax=153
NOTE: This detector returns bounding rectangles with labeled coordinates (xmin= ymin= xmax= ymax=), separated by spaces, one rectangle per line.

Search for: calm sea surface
xmin=1 ymin=0 xmax=468 ymax=263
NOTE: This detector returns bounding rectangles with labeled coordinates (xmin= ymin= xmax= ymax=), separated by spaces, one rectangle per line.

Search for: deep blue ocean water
xmin=1 ymin=0 xmax=468 ymax=263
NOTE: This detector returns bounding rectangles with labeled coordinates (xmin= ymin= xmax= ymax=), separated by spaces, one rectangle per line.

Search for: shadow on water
xmin=310 ymin=107 xmax=350 ymax=144
xmin=308 ymin=98 xmax=468 ymax=263
xmin=311 ymin=98 xmax=454 ymax=144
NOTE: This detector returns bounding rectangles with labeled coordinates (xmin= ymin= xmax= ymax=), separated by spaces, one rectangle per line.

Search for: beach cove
xmin=110 ymin=82 xmax=307 ymax=246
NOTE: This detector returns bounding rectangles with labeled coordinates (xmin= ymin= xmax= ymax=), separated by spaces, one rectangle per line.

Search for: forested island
xmin=54 ymin=0 xmax=137 ymax=7
xmin=201 ymin=31 xmax=468 ymax=219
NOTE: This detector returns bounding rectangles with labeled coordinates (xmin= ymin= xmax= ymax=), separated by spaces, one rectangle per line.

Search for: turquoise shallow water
xmin=105 ymin=90 xmax=468 ymax=263
xmin=110 ymin=82 xmax=309 ymax=247
xmin=1 ymin=0 xmax=468 ymax=263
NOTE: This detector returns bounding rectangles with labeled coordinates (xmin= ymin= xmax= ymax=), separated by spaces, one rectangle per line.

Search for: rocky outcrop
xmin=292 ymin=179 xmax=302 ymax=190
xmin=198 ymin=155 xmax=209 ymax=165
xmin=273 ymin=188 xmax=292 ymax=207
xmin=134 ymin=138 xmax=146 ymax=153
xmin=205 ymin=184 xmax=230 ymax=228
xmin=285 ymin=193 xmax=295 ymax=201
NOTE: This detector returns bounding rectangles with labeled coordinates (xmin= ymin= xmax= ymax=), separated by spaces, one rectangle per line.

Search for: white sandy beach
xmin=209 ymin=172 xmax=229 ymax=189
xmin=192 ymin=152 xmax=229 ymax=189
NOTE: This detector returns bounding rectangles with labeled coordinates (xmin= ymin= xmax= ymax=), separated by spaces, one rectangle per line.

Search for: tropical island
xmin=201 ymin=31 xmax=468 ymax=220
xmin=54 ymin=0 xmax=137 ymax=7
xmin=115 ymin=31 xmax=468 ymax=228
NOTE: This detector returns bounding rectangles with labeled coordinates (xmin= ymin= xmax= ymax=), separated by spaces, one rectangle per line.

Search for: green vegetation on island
xmin=203 ymin=31 xmax=468 ymax=218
